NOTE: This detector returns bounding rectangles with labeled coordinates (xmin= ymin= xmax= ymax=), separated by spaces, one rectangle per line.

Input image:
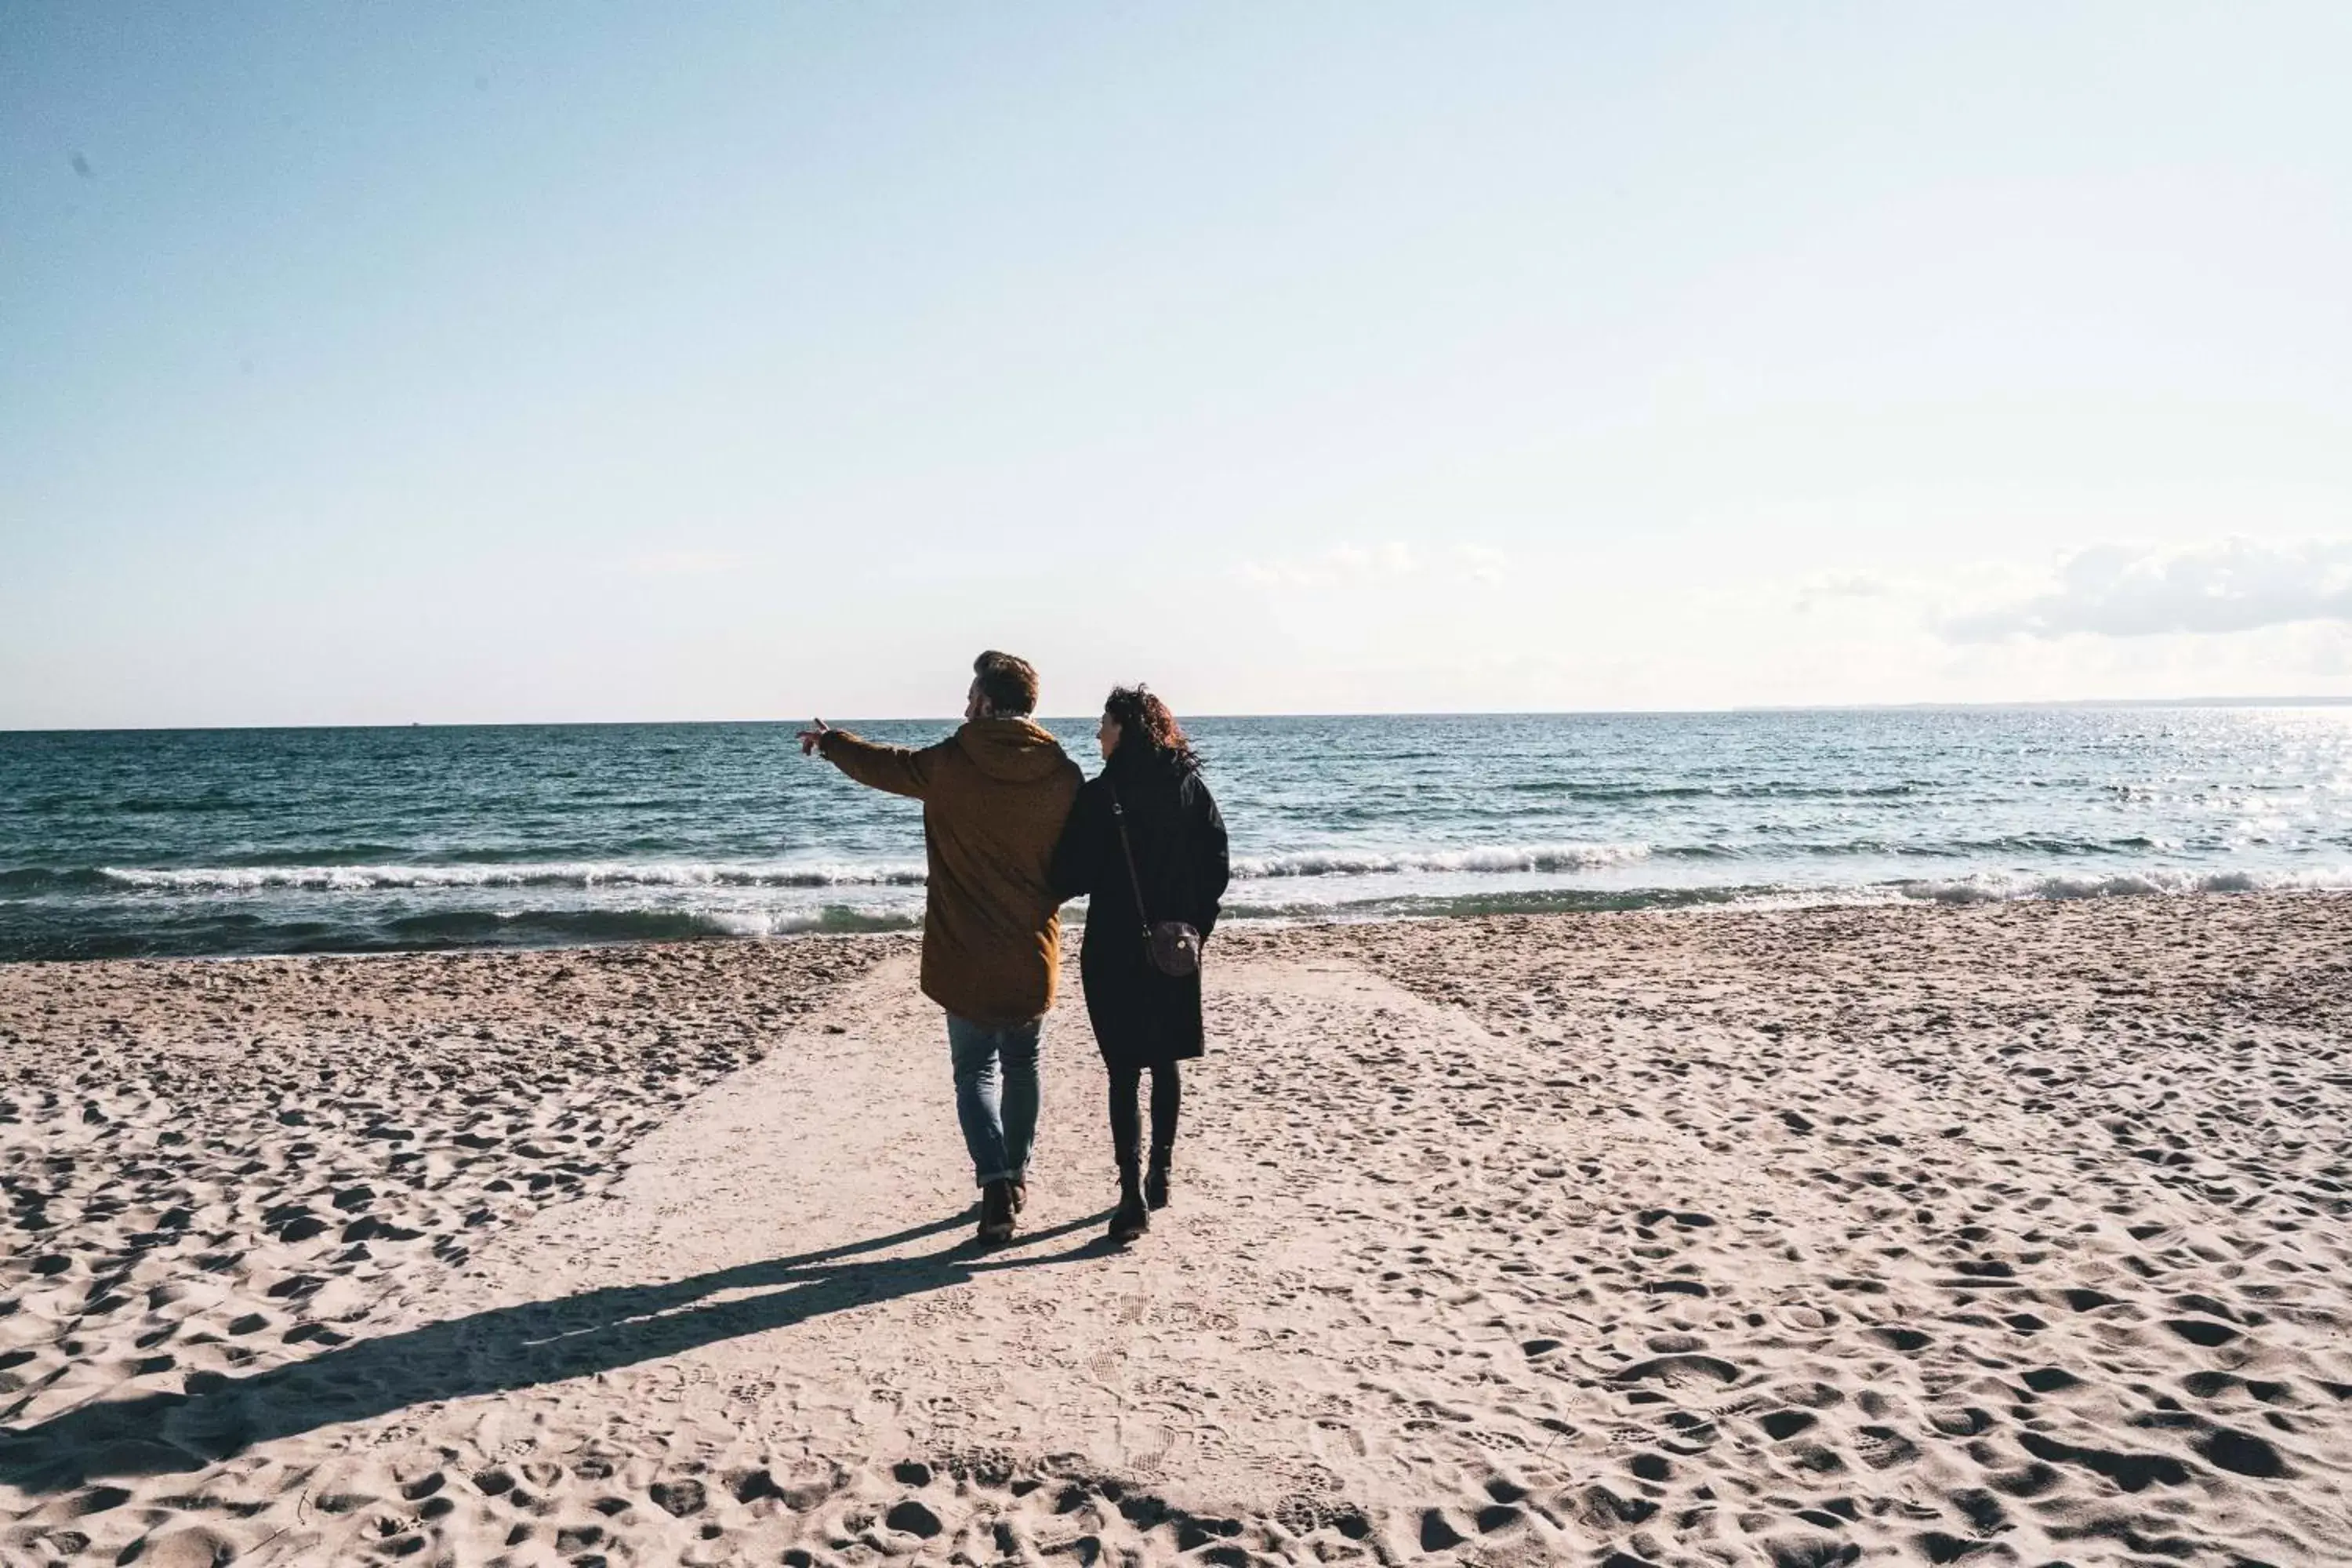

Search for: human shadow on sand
xmin=0 ymin=1209 xmax=1116 ymax=1494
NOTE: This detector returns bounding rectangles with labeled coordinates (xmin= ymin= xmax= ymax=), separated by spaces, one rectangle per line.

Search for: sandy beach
xmin=3 ymin=894 xmax=2349 ymax=1566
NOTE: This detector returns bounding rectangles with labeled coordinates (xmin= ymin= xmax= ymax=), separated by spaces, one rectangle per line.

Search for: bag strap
xmin=1106 ymin=784 xmax=1156 ymax=940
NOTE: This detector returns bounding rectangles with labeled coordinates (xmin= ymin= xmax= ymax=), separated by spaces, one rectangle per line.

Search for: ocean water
xmin=2 ymin=707 xmax=2349 ymax=962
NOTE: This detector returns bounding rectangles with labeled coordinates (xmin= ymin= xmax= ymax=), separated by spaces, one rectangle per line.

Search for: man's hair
xmin=971 ymin=650 xmax=1040 ymax=717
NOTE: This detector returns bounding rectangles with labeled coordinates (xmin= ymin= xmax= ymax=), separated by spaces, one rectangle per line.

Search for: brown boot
xmin=978 ymin=1178 xmax=1016 ymax=1243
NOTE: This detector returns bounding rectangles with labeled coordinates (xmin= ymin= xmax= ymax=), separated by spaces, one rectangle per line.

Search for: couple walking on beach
xmin=797 ymin=651 xmax=1229 ymax=1246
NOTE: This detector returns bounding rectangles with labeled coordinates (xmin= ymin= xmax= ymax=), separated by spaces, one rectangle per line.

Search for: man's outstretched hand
xmin=797 ymin=718 xmax=832 ymax=756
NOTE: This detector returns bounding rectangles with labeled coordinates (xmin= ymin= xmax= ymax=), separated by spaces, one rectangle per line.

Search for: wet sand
xmin=2 ymin=895 xmax=2349 ymax=1566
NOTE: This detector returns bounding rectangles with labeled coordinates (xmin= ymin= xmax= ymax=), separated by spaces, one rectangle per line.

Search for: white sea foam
xmin=1897 ymin=865 xmax=2352 ymax=904
xmin=1229 ymin=842 xmax=1651 ymax=878
xmin=78 ymin=852 xmax=2352 ymax=936
xmin=96 ymin=860 xmax=929 ymax=892
xmin=97 ymin=843 xmax=1650 ymax=892
xmin=696 ymin=907 xmax=848 ymax=937
xmin=1214 ymin=862 xmax=2352 ymax=923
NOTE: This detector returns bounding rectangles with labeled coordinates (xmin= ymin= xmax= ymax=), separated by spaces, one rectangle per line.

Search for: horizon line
xmin=6 ymin=693 xmax=2352 ymax=736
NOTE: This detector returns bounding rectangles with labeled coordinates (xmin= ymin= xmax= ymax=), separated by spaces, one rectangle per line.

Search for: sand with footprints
xmin=3 ymin=894 xmax=2350 ymax=1566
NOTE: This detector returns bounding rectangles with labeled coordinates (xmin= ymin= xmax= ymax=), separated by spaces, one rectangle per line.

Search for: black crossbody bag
xmin=1108 ymin=785 xmax=1202 ymax=978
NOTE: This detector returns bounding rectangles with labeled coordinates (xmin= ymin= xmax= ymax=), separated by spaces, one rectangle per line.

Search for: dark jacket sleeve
xmin=1193 ymin=781 xmax=1230 ymax=939
xmin=1051 ymin=781 xmax=1105 ymax=901
xmin=818 ymin=729 xmax=948 ymax=800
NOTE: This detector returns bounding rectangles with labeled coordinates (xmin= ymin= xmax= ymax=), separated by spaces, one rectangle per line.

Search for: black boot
xmin=1109 ymin=1158 xmax=1149 ymax=1243
xmin=1145 ymin=1144 xmax=1173 ymax=1210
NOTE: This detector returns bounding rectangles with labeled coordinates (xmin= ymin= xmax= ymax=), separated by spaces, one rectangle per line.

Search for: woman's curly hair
xmin=1104 ymin=684 xmax=1197 ymax=771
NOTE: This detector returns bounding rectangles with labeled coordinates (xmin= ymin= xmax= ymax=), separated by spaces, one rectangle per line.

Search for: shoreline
xmin=5 ymin=880 xmax=2348 ymax=970
xmin=5 ymin=893 xmax=2349 ymax=1564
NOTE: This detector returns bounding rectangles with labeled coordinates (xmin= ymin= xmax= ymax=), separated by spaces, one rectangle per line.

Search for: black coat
xmin=1050 ymin=750 xmax=1230 ymax=1070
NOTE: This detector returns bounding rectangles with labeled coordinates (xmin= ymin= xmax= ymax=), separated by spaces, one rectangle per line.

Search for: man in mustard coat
xmin=800 ymin=651 xmax=1082 ymax=1243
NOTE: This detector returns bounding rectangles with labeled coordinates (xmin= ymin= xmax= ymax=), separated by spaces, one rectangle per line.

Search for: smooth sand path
xmin=321 ymin=952 xmax=1554 ymax=1564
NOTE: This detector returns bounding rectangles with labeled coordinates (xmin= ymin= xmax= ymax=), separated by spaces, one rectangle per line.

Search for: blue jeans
xmin=946 ymin=1014 xmax=1044 ymax=1187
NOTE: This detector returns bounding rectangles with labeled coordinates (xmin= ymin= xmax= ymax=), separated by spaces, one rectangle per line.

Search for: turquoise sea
xmin=2 ymin=706 xmax=2349 ymax=961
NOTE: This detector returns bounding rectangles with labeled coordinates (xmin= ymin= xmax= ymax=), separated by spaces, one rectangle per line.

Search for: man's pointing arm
xmin=800 ymin=720 xmax=940 ymax=800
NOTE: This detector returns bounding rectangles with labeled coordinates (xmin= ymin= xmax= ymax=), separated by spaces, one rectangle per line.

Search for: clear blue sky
xmin=5 ymin=4 xmax=2349 ymax=727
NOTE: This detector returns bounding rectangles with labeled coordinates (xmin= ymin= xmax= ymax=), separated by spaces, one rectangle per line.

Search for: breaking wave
xmin=1893 ymin=865 xmax=2352 ymax=904
xmin=61 ymin=844 xmax=1659 ymax=893
xmin=1229 ymin=842 xmax=1651 ymax=878
xmin=27 ymin=849 xmax=2352 ymax=906
xmin=89 ymin=861 xmax=930 ymax=892
xmin=1218 ymin=864 xmax=2352 ymax=924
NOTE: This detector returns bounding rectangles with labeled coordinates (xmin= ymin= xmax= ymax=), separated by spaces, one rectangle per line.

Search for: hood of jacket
xmin=956 ymin=717 xmax=1073 ymax=783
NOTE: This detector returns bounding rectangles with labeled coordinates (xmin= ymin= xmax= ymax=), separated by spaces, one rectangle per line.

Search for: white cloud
xmin=621 ymin=550 xmax=746 ymax=576
xmin=1944 ymin=538 xmax=2352 ymax=641
xmin=1237 ymin=540 xmax=1508 ymax=589
xmin=1791 ymin=570 xmax=1904 ymax=614
xmin=1452 ymin=544 xmax=1508 ymax=584
xmin=1239 ymin=541 xmax=1419 ymax=588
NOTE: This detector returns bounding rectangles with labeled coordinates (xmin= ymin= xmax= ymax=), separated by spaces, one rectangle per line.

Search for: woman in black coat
xmin=1051 ymin=685 xmax=1230 ymax=1243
